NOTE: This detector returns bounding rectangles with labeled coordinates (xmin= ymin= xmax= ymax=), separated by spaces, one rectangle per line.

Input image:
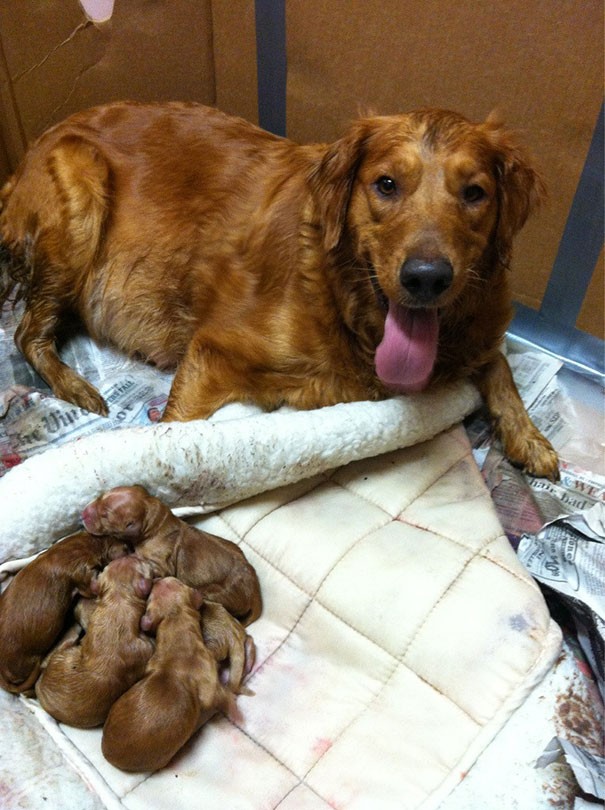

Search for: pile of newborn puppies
xmin=0 ymin=485 xmax=261 ymax=773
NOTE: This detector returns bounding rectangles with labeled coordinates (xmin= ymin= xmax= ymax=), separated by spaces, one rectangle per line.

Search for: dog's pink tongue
xmin=375 ymin=303 xmax=439 ymax=393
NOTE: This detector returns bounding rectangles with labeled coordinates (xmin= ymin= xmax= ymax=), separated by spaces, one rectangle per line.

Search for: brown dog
xmin=0 ymin=531 xmax=127 ymax=694
xmin=102 ymin=577 xmax=238 ymax=773
xmin=0 ymin=102 xmax=557 ymax=478
xmin=200 ymin=601 xmax=256 ymax=694
xmin=35 ymin=555 xmax=154 ymax=727
xmin=81 ymin=485 xmax=262 ymax=625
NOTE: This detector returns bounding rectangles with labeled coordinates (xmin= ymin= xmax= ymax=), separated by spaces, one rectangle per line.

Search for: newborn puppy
xmin=35 ymin=555 xmax=154 ymax=727
xmin=0 ymin=531 xmax=127 ymax=694
xmin=82 ymin=485 xmax=262 ymax=625
xmin=201 ymin=601 xmax=256 ymax=693
xmin=102 ymin=577 xmax=238 ymax=773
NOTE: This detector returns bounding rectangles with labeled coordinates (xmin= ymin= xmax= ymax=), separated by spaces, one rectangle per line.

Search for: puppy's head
xmin=91 ymin=554 xmax=154 ymax=599
xmin=310 ymin=108 xmax=545 ymax=392
xmin=140 ymin=577 xmax=203 ymax=633
xmin=81 ymin=485 xmax=153 ymax=539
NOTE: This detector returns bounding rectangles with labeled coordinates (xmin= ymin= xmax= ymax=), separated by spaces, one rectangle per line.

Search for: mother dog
xmin=0 ymin=101 xmax=557 ymax=478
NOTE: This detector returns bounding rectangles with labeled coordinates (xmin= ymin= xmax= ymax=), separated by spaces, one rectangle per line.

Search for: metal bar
xmin=509 ymin=303 xmax=604 ymax=381
xmin=254 ymin=0 xmax=287 ymax=136
xmin=539 ymin=103 xmax=604 ymax=326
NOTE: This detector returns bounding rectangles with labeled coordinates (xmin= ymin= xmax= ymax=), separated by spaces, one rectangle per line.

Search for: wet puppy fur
xmin=0 ymin=102 xmax=558 ymax=479
xmin=82 ymin=484 xmax=262 ymax=625
xmin=0 ymin=531 xmax=127 ymax=694
xmin=102 ymin=576 xmax=239 ymax=773
xmin=34 ymin=555 xmax=154 ymax=727
xmin=200 ymin=600 xmax=256 ymax=694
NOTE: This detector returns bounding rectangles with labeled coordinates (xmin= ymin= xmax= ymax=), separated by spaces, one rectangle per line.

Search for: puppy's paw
xmin=504 ymin=429 xmax=559 ymax=481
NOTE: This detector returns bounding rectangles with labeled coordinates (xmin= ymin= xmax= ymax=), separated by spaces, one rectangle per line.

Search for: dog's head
xmin=309 ymin=109 xmax=545 ymax=391
xmin=81 ymin=484 xmax=153 ymax=539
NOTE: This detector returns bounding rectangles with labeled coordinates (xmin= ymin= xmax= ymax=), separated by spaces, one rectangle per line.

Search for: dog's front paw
xmin=503 ymin=428 xmax=559 ymax=481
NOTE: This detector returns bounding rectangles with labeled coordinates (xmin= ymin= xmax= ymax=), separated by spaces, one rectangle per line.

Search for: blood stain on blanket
xmin=554 ymin=683 xmax=603 ymax=755
xmin=312 ymin=736 xmax=334 ymax=757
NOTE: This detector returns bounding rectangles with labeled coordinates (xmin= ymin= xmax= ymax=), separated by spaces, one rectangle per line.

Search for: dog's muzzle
xmin=400 ymin=258 xmax=453 ymax=305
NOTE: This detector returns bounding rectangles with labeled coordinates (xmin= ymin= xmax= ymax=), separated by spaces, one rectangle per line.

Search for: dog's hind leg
xmin=14 ymin=297 xmax=109 ymax=415
xmin=1 ymin=135 xmax=112 ymax=415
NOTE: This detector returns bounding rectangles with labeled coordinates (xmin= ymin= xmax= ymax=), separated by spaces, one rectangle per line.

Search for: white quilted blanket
xmin=0 ymin=385 xmax=561 ymax=809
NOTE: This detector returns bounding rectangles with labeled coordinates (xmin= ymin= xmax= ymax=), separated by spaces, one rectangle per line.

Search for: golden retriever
xmin=35 ymin=555 xmax=154 ymax=727
xmin=0 ymin=101 xmax=558 ymax=478
xmin=200 ymin=600 xmax=256 ymax=693
xmin=81 ymin=484 xmax=262 ymax=625
xmin=0 ymin=531 xmax=127 ymax=694
xmin=102 ymin=577 xmax=238 ymax=773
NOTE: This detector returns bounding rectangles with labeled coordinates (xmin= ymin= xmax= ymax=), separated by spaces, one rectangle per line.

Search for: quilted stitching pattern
xmin=43 ymin=426 xmax=558 ymax=810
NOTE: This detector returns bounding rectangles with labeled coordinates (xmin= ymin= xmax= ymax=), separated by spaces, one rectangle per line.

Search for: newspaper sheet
xmin=0 ymin=302 xmax=173 ymax=476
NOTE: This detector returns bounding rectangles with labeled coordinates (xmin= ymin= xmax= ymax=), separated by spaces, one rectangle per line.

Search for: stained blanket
xmin=0 ymin=383 xmax=561 ymax=809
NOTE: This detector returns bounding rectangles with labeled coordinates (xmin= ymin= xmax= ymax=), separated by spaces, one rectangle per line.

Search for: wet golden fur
xmin=34 ymin=555 xmax=154 ymax=727
xmin=82 ymin=485 xmax=262 ymax=625
xmin=0 ymin=531 xmax=127 ymax=694
xmin=0 ymin=101 xmax=557 ymax=478
xmin=200 ymin=601 xmax=256 ymax=693
xmin=102 ymin=577 xmax=238 ymax=773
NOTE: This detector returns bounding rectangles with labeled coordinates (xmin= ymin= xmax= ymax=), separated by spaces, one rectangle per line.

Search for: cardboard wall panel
xmin=211 ymin=0 xmax=258 ymax=124
xmin=286 ymin=0 xmax=604 ymax=338
xmin=0 ymin=0 xmax=217 ymax=172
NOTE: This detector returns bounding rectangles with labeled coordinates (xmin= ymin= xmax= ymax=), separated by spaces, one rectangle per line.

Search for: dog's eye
xmin=375 ymin=176 xmax=397 ymax=197
xmin=462 ymin=184 xmax=487 ymax=204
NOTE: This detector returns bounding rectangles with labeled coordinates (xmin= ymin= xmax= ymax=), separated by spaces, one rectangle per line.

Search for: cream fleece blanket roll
xmin=0 ymin=382 xmax=481 ymax=561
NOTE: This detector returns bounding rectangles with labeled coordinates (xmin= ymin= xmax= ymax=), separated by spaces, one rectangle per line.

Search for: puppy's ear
xmin=140 ymin=612 xmax=154 ymax=633
xmin=89 ymin=572 xmax=101 ymax=595
xmin=190 ymin=589 xmax=205 ymax=611
xmin=484 ymin=116 xmax=547 ymax=266
xmin=134 ymin=575 xmax=152 ymax=599
xmin=308 ymin=119 xmax=369 ymax=251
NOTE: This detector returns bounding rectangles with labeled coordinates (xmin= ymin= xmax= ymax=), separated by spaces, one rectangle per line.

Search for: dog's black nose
xmin=400 ymin=258 xmax=453 ymax=304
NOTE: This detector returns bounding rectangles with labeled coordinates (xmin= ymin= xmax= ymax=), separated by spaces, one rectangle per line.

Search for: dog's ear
xmin=140 ymin=611 xmax=154 ymax=633
xmin=484 ymin=115 xmax=547 ymax=265
xmin=88 ymin=572 xmax=101 ymax=596
xmin=308 ymin=120 xmax=369 ymax=251
xmin=190 ymin=588 xmax=205 ymax=611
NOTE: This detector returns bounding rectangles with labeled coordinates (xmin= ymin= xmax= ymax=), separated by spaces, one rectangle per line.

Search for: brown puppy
xmin=0 ymin=102 xmax=557 ymax=478
xmin=82 ymin=485 xmax=262 ymax=625
xmin=102 ymin=577 xmax=238 ymax=773
xmin=0 ymin=531 xmax=127 ymax=694
xmin=200 ymin=601 xmax=256 ymax=693
xmin=35 ymin=555 xmax=154 ymax=727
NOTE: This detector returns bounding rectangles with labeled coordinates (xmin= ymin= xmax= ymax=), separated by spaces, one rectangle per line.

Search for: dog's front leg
xmin=475 ymin=351 xmax=559 ymax=480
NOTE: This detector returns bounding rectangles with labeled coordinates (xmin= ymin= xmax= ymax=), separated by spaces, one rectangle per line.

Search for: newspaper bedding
xmin=0 ymin=301 xmax=603 ymax=806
